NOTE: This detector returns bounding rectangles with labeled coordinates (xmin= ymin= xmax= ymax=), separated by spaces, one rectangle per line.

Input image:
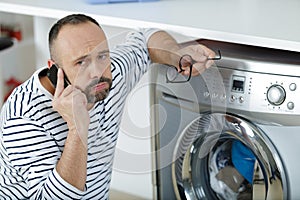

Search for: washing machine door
xmin=172 ymin=113 xmax=288 ymax=200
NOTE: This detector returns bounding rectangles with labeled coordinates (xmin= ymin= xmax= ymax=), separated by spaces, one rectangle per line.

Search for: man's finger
xmin=54 ymin=68 xmax=65 ymax=98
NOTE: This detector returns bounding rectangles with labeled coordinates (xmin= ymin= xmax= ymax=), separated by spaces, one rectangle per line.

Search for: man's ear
xmin=48 ymin=60 xmax=55 ymax=69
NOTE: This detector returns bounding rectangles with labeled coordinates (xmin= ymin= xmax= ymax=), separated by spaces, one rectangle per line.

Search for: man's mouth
xmin=83 ymin=77 xmax=112 ymax=103
xmin=94 ymin=82 xmax=109 ymax=93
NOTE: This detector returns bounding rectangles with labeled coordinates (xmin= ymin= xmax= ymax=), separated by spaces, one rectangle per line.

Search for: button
xmin=239 ymin=96 xmax=245 ymax=103
xmin=287 ymin=102 xmax=295 ymax=110
xmin=289 ymin=83 xmax=297 ymax=91
xmin=230 ymin=95 xmax=236 ymax=102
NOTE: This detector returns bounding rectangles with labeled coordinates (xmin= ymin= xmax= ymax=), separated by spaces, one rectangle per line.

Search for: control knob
xmin=267 ymin=85 xmax=286 ymax=106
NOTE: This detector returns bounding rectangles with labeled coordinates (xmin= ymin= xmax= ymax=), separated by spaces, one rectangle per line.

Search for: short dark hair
xmin=48 ymin=14 xmax=101 ymax=61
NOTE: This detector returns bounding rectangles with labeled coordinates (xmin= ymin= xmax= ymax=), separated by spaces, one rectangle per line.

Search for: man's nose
xmin=89 ymin=61 xmax=104 ymax=78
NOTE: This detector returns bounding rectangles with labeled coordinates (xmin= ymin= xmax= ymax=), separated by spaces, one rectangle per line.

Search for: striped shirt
xmin=0 ymin=29 xmax=157 ymax=199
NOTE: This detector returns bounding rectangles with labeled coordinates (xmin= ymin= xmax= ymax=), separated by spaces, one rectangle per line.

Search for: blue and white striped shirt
xmin=0 ymin=29 xmax=157 ymax=199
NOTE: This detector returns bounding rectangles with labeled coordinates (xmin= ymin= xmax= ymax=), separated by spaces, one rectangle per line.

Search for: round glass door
xmin=172 ymin=113 xmax=288 ymax=200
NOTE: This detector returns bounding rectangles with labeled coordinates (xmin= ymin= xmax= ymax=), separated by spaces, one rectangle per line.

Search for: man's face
xmin=52 ymin=22 xmax=112 ymax=105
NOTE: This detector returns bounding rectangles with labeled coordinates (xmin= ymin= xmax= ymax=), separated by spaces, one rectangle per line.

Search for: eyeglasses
xmin=166 ymin=50 xmax=221 ymax=83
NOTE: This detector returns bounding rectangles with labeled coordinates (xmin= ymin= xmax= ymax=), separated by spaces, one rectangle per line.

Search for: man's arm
xmin=53 ymin=68 xmax=90 ymax=191
xmin=147 ymin=30 xmax=180 ymax=68
xmin=147 ymin=30 xmax=216 ymax=76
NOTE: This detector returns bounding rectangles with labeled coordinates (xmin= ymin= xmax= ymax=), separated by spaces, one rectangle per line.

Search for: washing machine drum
xmin=172 ymin=113 xmax=287 ymax=200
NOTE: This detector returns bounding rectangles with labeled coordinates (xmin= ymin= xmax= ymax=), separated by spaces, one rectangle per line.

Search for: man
xmin=0 ymin=14 xmax=215 ymax=199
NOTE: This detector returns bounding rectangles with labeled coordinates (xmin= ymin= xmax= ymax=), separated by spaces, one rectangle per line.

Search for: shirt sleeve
xmin=0 ymin=116 xmax=86 ymax=199
xmin=110 ymin=28 xmax=160 ymax=93
xmin=139 ymin=28 xmax=161 ymax=43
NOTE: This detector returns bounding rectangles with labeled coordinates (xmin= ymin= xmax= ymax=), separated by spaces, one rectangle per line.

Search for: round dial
xmin=267 ymin=85 xmax=286 ymax=106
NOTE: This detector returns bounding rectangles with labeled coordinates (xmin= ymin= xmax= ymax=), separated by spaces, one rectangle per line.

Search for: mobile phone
xmin=47 ymin=64 xmax=71 ymax=88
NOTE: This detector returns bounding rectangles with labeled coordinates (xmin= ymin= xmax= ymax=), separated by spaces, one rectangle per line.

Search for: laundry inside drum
xmin=208 ymin=140 xmax=257 ymax=200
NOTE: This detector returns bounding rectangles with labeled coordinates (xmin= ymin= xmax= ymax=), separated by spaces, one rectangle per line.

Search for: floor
xmin=109 ymin=189 xmax=146 ymax=200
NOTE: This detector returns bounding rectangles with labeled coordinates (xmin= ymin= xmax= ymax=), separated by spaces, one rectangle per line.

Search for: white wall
xmin=111 ymin=73 xmax=153 ymax=199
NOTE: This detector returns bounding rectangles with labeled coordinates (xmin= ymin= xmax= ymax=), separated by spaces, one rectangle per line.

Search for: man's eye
xmin=77 ymin=60 xmax=87 ymax=67
xmin=98 ymin=53 xmax=108 ymax=61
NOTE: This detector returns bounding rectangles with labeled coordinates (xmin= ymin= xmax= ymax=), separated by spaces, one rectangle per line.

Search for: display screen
xmin=231 ymin=76 xmax=245 ymax=93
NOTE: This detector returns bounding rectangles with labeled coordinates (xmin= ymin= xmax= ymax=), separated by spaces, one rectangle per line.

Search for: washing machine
xmin=149 ymin=40 xmax=300 ymax=200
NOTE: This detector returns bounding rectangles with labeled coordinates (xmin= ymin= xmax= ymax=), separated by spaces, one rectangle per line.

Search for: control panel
xmin=203 ymin=66 xmax=300 ymax=115
xmin=154 ymin=39 xmax=300 ymax=125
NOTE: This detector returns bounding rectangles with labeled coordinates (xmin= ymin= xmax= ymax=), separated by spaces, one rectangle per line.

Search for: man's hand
xmin=52 ymin=68 xmax=90 ymax=141
xmin=177 ymin=44 xmax=216 ymax=77
xmin=147 ymin=30 xmax=216 ymax=77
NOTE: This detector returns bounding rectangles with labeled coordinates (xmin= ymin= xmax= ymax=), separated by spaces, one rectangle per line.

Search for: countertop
xmin=0 ymin=0 xmax=300 ymax=52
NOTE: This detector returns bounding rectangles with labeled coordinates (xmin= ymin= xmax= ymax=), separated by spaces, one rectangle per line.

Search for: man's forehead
xmin=54 ymin=26 xmax=108 ymax=63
